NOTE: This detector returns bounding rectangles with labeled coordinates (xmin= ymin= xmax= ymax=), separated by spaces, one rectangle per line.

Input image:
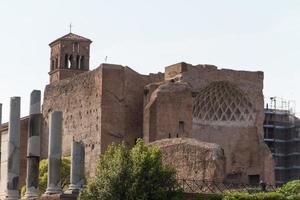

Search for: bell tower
xmin=49 ymin=33 xmax=92 ymax=83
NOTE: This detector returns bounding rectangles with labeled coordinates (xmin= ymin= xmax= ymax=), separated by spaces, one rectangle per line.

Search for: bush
xmin=223 ymin=192 xmax=255 ymax=200
xmin=278 ymin=180 xmax=300 ymax=196
xmin=196 ymin=193 xmax=224 ymax=200
xmin=21 ymin=157 xmax=71 ymax=196
xmin=287 ymin=195 xmax=300 ymax=200
xmin=254 ymin=192 xmax=286 ymax=200
xmin=223 ymin=192 xmax=286 ymax=200
xmin=79 ymin=139 xmax=182 ymax=200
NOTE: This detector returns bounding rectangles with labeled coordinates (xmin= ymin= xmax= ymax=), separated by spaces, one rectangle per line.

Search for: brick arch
xmin=193 ymin=81 xmax=255 ymax=126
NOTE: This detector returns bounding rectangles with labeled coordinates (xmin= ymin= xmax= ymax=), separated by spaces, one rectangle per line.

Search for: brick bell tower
xmin=48 ymin=32 xmax=92 ymax=83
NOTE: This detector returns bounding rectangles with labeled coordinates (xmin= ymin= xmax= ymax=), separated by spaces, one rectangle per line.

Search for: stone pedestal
xmin=4 ymin=97 xmax=21 ymax=200
xmin=44 ymin=111 xmax=63 ymax=195
xmin=24 ymin=90 xmax=42 ymax=199
xmin=67 ymin=141 xmax=85 ymax=194
xmin=36 ymin=193 xmax=77 ymax=200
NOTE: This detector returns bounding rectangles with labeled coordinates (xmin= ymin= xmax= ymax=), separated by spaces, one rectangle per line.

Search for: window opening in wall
xmin=248 ymin=175 xmax=260 ymax=186
xmin=168 ymin=133 xmax=171 ymax=138
xmin=55 ymin=58 xmax=58 ymax=69
xmin=69 ymin=55 xmax=73 ymax=68
xmin=179 ymin=121 xmax=184 ymax=134
xmin=51 ymin=60 xmax=54 ymax=70
xmin=65 ymin=54 xmax=69 ymax=68
xmin=80 ymin=56 xmax=85 ymax=69
xmin=76 ymin=55 xmax=80 ymax=69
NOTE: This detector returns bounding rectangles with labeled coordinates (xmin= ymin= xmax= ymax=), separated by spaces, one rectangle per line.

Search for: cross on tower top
xmin=69 ymin=23 xmax=73 ymax=33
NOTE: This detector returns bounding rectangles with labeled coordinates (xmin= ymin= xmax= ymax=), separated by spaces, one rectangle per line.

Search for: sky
xmin=0 ymin=0 xmax=300 ymax=122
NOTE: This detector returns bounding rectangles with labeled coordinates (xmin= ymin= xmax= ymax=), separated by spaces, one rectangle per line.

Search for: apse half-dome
xmin=193 ymin=81 xmax=255 ymax=126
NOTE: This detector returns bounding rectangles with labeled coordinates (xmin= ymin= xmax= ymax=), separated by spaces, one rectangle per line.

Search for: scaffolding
xmin=263 ymin=97 xmax=300 ymax=185
xmin=265 ymin=96 xmax=296 ymax=115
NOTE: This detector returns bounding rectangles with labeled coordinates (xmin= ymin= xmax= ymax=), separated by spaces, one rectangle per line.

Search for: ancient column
xmin=67 ymin=141 xmax=85 ymax=194
xmin=44 ymin=111 xmax=63 ymax=195
xmin=24 ymin=90 xmax=41 ymax=198
xmin=5 ymin=97 xmax=21 ymax=200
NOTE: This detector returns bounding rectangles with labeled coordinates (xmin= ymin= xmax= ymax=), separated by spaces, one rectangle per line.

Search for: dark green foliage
xmin=79 ymin=139 xmax=182 ymax=200
xmin=278 ymin=180 xmax=300 ymax=196
xmin=195 ymin=192 xmax=300 ymax=200
xmin=195 ymin=180 xmax=300 ymax=200
xmin=223 ymin=192 xmax=285 ymax=200
xmin=254 ymin=192 xmax=286 ymax=200
xmin=196 ymin=193 xmax=224 ymax=200
xmin=287 ymin=195 xmax=300 ymax=200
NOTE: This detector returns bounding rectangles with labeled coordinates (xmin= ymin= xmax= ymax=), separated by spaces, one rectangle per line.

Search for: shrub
xmin=79 ymin=139 xmax=182 ymax=200
xmin=223 ymin=192 xmax=255 ymax=200
xmin=287 ymin=195 xmax=300 ymax=200
xmin=254 ymin=192 xmax=285 ymax=200
xmin=196 ymin=193 xmax=224 ymax=200
xmin=278 ymin=180 xmax=300 ymax=196
xmin=223 ymin=192 xmax=286 ymax=200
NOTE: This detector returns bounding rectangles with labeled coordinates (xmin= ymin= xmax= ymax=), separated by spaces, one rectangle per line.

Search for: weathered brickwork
xmin=42 ymin=67 xmax=102 ymax=176
xmin=155 ymin=62 xmax=275 ymax=184
xmin=143 ymin=81 xmax=193 ymax=143
xmin=150 ymin=138 xmax=226 ymax=182
xmin=42 ymin=63 xmax=164 ymax=176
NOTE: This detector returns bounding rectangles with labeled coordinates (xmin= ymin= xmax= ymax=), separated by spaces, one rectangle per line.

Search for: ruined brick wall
xmin=143 ymin=81 xmax=193 ymax=143
xmin=42 ymin=64 xmax=164 ymax=176
xmin=143 ymin=62 xmax=275 ymax=184
xmin=42 ymin=68 xmax=102 ymax=176
xmin=0 ymin=117 xmax=28 ymax=189
xmin=99 ymin=64 xmax=164 ymax=152
xmin=150 ymin=138 xmax=226 ymax=182
xmin=163 ymin=62 xmax=274 ymax=184
xmin=50 ymin=69 xmax=88 ymax=83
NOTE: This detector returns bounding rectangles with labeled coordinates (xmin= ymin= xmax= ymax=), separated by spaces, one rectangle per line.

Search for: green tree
xmin=79 ymin=139 xmax=182 ymax=200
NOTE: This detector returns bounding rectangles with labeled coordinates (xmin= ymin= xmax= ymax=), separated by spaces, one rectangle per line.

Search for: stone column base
xmin=43 ymin=187 xmax=62 ymax=196
xmin=23 ymin=187 xmax=39 ymax=199
xmin=37 ymin=193 xmax=78 ymax=200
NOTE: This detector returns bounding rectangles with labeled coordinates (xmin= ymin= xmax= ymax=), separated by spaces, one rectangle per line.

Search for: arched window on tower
xmin=76 ymin=55 xmax=80 ymax=69
xmin=65 ymin=54 xmax=69 ymax=68
xmin=55 ymin=58 xmax=58 ymax=69
xmin=69 ymin=55 xmax=73 ymax=69
xmin=80 ymin=56 xmax=85 ymax=70
xmin=51 ymin=59 xmax=54 ymax=71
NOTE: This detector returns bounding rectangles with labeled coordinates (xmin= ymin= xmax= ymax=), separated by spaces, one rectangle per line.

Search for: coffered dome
xmin=193 ymin=81 xmax=255 ymax=126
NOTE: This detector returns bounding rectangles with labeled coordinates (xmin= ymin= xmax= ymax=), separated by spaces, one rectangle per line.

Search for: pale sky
xmin=0 ymin=0 xmax=300 ymax=122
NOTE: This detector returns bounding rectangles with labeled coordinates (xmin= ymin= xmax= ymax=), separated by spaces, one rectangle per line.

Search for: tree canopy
xmin=79 ymin=139 xmax=182 ymax=200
